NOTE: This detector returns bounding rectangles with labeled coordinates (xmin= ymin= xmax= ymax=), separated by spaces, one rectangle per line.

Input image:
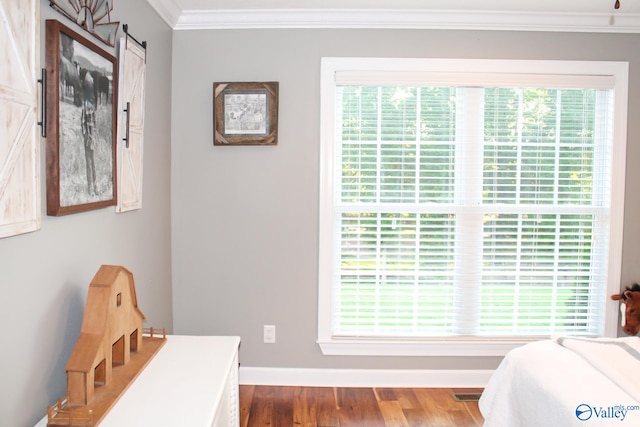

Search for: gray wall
xmin=171 ymin=29 xmax=640 ymax=369
xmin=0 ymin=1 xmax=173 ymax=426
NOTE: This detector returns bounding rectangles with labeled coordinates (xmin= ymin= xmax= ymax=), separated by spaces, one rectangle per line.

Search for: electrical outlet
xmin=263 ymin=325 xmax=276 ymax=343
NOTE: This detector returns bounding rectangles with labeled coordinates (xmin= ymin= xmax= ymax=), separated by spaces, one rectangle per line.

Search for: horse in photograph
xmin=611 ymin=283 xmax=640 ymax=335
xmin=91 ymin=70 xmax=110 ymax=105
xmin=59 ymin=56 xmax=81 ymax=106
xmin=80 ymin=70 xmax=98 ymax=196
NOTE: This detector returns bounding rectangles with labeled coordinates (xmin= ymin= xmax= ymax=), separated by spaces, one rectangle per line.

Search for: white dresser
xmin=36 ymin=335 xmax=241 ymax=427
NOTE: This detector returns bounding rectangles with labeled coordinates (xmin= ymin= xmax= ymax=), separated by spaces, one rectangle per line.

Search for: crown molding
xmin=146 ymin=0 xmax=183 ymax=29
xmin=146 ymin=0 xmax=640 ymax=33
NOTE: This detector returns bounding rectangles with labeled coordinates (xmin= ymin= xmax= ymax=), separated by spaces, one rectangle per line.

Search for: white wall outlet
xmin=263 ymin=324 xmax=276 ymax=343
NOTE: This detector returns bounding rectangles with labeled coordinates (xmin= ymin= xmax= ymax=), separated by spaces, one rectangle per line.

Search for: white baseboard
xmin=239 ymin=366 xmax=494 ymax=388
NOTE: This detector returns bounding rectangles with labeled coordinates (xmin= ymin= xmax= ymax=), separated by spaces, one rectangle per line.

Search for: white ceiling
xmin=146 ymin=0 xmax=640 ymax=32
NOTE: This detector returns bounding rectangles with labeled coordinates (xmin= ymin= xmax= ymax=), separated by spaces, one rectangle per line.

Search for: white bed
xmin=479 ymin=336 xmax=640 ymax=426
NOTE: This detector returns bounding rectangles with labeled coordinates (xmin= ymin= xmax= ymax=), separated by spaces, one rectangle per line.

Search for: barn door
xmin=116 ymin=35 xmax=146 ymax=212
xmin=0 ymin=0 xmax=41 ymax=237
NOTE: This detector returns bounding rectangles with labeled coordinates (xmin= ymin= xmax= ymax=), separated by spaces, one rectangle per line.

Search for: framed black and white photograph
xmin=45 ymin=20 xmax=118 ymax=216
xmin=213 ymin=82 xmax=279 ymax=146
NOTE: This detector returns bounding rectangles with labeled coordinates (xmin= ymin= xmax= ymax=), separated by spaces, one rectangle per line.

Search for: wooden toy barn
xmin=65 ymin=265 xmax=146 ymax=406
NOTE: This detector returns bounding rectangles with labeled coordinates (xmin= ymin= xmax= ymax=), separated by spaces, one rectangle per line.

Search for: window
xmin=318 ymin=58 xmax=628 ymax=356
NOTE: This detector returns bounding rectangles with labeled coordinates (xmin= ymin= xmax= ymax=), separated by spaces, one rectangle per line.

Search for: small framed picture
xmin=213 ymin=82 xmax=278 ymax=146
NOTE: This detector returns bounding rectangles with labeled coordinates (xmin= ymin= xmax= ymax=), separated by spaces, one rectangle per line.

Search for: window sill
xmin=317 ymin=337 xmax=544 ymax=357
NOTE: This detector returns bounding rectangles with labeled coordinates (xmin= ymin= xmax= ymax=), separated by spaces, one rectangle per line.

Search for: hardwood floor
xmin=240 ymin=385 xmax=484 ymax=427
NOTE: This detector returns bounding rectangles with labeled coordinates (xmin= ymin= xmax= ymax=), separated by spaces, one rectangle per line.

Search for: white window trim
xmin=317 ymin=58 xmax=629 ymax=357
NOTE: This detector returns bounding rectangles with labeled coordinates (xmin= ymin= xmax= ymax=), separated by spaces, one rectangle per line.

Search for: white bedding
xmin=479 ymin=337 xmax=640 ymax=427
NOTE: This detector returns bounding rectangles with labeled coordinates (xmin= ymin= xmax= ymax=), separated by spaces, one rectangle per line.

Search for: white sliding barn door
xmin=0 ymin=0 xmax=41 ymax=237
xmin=116 ymin=36 xmax=146 ymax=212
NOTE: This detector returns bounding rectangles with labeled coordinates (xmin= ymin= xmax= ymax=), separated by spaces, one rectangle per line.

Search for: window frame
xmin=318 ymin=57 xmax=629 ymax=356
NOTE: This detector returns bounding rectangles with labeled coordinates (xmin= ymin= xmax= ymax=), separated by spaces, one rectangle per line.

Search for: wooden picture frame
xmin=45 ymin=19 xmax=118 ymax=216
xmin=213 ymin=82 xmax=278 ymax=146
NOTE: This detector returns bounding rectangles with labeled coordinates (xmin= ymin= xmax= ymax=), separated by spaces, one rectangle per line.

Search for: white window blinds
xmin=319 ymin=59 xmax=627 ymax=352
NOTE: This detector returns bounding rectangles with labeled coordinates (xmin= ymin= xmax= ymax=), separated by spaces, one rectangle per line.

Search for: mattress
xmin=479 ymin=337 xmax=640 ymax=426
